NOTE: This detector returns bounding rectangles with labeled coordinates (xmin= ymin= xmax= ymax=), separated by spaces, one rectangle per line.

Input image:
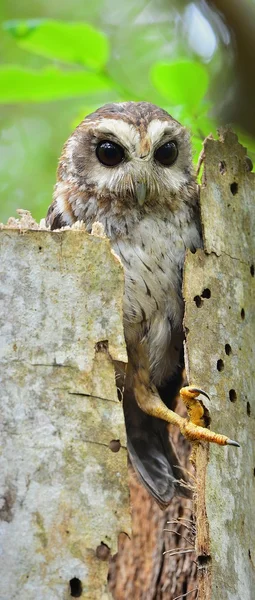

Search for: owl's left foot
xmin=179 ymin=386 xmax=240 ymax=447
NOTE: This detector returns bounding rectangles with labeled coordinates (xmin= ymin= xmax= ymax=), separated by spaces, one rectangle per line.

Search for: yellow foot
xmin=180 ymin=386 xmax=240 ymax=447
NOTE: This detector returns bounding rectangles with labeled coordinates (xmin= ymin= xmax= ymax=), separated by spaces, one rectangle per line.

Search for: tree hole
xmin=38 ymin=246 xmax=42 ymax=251
xmin=201 ymin=288 xmax=211 ymax=299
xmin=109 ymin=439 xmax=121 ymax=453
xmin=96 ymin=542 xmax=110 ymax=561
xmin=229 ymin=389 xmax=237 ymax=402
xmin=250 ymin=264 xmax=254 ymax=277
xmin=247 ymin=402 xmax=251 ymax=416
xmin=217 ymin=359 xmax=224 ymax=372
xmin=194 ymin=295 xmax=202 ymax=308
xmin=241 ymin=308 xmax=245 ymax=320
xmin=230 ymin=182 xmax=238 ymax=195
xmin=245 ymin=156 xmax=253 ymax=172
xmin=219 ymin=161 xmax=226 ymax=174
xmin=69 ymin=578 xmax=82 ymax=597
xmin=197 ymin=554 xmax=212 ymax=566
xmin=225 ymin=344 xmax=232 ymax=356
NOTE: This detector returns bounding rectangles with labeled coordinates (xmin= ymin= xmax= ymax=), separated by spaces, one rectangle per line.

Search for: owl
xmin=46 ymin=102 xmax=238 ymax=508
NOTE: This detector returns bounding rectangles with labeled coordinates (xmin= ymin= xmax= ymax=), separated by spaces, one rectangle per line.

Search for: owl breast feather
xmin=112 ymin=214 xmax=201 ymax=385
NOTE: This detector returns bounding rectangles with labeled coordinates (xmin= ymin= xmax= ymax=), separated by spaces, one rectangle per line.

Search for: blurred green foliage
xmin=0 ymin=2 xmax=253 ymax=222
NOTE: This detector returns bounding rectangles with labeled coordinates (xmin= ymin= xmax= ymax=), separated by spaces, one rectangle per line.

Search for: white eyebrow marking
xmin=95 ymin=118 xmax=140 ymax=150
xmin=147 ymin=119 xmax=178 ymax=146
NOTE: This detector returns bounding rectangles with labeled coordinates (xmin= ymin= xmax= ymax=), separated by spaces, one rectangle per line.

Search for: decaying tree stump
xmin=184 ymin=129 xmax=255 ymax=600
xmin=0 ymin=217 xmax=130 ymax=600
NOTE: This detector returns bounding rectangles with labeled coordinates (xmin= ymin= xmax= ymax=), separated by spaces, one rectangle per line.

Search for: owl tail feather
xmin=123 ymin=391 xmax=192 ymax=510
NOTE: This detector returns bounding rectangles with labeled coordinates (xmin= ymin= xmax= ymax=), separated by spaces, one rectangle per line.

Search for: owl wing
xmin=46 ymin=195 xmax=76 ymax=230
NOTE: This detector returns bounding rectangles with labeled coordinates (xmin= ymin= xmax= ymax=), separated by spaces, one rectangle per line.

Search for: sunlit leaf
xmin=0 ymin=66 xmax=113 ymax=103
xmin=151 ymin=61 xmax=209 ymax=113
xmin=3 ymin=19 xmax=109 ymax=70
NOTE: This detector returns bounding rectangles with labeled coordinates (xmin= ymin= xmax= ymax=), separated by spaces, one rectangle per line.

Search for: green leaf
xmin=151 ymin=61 xmax=209 ymax=113
xmin=3 ymin=19 xmax=109 ymax=70
xmin=0 ymin=66 xmax=113 ymax=103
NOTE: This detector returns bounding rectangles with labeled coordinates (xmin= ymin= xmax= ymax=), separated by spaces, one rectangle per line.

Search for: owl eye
xmin=154 ymin=141 xmax=178 ymax=166
xmin=96 ymin=141 xmax=124 ymax=167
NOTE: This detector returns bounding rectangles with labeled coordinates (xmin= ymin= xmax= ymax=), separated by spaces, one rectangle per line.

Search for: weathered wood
xmin=184 ymin=130 xmax=255 ymax=599
xmin=109 ymin=402 xmax=197 ymax=600
xmin=0 ymin=222 xmax=130 ymax=600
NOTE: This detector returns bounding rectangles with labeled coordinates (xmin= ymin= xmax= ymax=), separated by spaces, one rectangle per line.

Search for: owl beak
xmin=135 ymin=182 xmax=147 ymax=206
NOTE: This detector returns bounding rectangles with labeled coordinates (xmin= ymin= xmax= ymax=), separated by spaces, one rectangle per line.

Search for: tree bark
xmin=184 ymin=129 xmax=255 ymax=600
xmin=0 ymin=219 xmax=130 ymax=600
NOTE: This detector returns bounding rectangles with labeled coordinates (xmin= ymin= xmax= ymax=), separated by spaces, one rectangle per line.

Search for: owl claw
xmin=184 ymin=387 xmax=210 ymax=401
xmin=179 ymin=385 xmax=239 ymax=448
xmin=226 ymin=439 xmax=240 ymax=447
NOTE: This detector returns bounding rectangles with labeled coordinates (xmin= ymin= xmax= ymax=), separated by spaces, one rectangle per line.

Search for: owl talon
xmin=226 ymin=439 xmax=240 ymax=447
xmin=179 ymin=385 xmax=240 ymax=447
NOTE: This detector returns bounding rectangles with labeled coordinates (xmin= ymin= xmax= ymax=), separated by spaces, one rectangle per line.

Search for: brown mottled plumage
xmin=46 ymin=102 xmax=238 ymax=508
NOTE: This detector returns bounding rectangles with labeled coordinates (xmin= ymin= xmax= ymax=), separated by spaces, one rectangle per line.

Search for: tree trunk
xmin=0 ymin=217 xmax=130 ymax=600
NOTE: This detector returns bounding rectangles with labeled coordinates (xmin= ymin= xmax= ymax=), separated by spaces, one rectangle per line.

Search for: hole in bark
xmin=225 ymin=344 xmax=232 ymax=356
xmin=229 ymin=389 xmax=237 ymax=402
xmin=217 ymin=359 xmax=224 ymax=372
xmin=248 ymin=549 xmax=251 ymax=560
xmin=197 ymin=554 xmax=212 ymax=566
xmin=230 ymin=182 xmax=238 ymax=195
xmin=109 ymin=439 xmax=121 ymax=453
xmin=250 ymin=264 xmax=254 ymax=277
xmin=245 ymin=156 xmax=253 ymax=172
xmin=241 ymin=308 xmax=245 ymax=320
xmin=190 ymin=247 xmax=197 ymax=254
xmin=219 ymin=160 xmax=226 ymax=174
xmin=95 ymin=340 xmax=108 ymax=352
xmin=69 ymin=578 xmax=82 ymax=597
xmin=201 ymin=288 xmax=211 ymax=299
xmin=247 ymin=402 xmax=251 ymax=416
xmin=194 ymin=295 xmax=202 ymax=307
xmin=96 ymin=542 xmax=110 ymax=561
xmin=38 ymin=246 xmax=42 ymax=251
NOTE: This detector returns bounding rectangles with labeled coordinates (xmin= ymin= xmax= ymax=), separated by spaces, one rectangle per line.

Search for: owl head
xmin=48 ymin=102 xmax=196 ymax=231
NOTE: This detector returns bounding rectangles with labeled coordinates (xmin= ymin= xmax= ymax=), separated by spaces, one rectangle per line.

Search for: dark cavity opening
xmin=217 ymin=359 xmax=224 ymax=372
xmin=197 ymin=554 xmax=212 ymax=566
xmin=229 ymin=389 xmax=237 ymax=403
xmin=230 ymin=182 xmax=238 ymax=195
xmin=225 ymin=344 xmax=232 ymax=356
xmin=241 ymin=308 xmax=245 ymax=320
xmin=96 ymin=542 xmax=110 ymax=561
xmin=194 ymin=295 xmax=202 ymax=308
xmin=69 ymin=578 xmax=82 ymax=597
xmin=247 ymin=402 xmax=251 ymax=416
xmin=201 ymin=288 xmax=211 ymax=299
xmin=109 ymin=439 xmax=121 ymax=453
xmin=250 ymin=264 xmax=254 ymax=277
xmin=219 ymin=161 xmax=226 ymax=174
